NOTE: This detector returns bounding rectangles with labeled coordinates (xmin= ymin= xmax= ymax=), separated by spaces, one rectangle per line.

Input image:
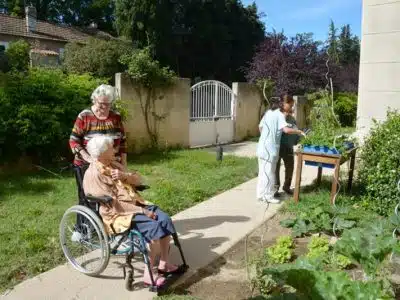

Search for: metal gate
xmin=189 ymin=80 xmax=235 ymax=147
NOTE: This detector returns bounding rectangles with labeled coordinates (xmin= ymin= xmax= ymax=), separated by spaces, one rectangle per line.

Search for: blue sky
xmin=242 ymin=0 xmax=362 ymax=42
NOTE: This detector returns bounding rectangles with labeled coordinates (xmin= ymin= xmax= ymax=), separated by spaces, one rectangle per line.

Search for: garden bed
xmin=0 ymin=149 xmax=257 ymax=293
xmin=159 ymin=185 xmax=400 ymax=300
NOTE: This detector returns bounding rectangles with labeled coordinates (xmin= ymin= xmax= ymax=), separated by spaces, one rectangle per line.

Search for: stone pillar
xmin=232 ymin=82 xmax=264 ymax=141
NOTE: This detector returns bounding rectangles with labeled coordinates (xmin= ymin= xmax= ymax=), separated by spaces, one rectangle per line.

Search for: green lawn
xmin=0 ymin=149 xmax=257 ymax=292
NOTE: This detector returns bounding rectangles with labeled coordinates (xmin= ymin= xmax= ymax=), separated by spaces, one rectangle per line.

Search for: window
xmin=0 ymin=41 xmax=9 ymax=49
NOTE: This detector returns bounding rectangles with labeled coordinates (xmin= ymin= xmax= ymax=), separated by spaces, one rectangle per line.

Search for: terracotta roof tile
xmin=0 ymin=14 xmax=113 ymax=43
xmin=30 ymin=48 xmax=59 ymax=55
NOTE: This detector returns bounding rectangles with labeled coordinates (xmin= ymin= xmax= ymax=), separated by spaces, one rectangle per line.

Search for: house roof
xmin=0 ymin=14 xmax=114 ymax=43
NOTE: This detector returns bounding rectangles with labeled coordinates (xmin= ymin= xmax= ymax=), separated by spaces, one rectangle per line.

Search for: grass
xmin=0 ymin=149 xmax=257 ymax=293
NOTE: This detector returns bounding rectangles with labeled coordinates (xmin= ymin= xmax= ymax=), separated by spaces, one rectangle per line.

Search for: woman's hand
xmin=111 ymin=169 xmax=126 ymax=181
xmin=143 ymin=209 xmax=157 ymax=220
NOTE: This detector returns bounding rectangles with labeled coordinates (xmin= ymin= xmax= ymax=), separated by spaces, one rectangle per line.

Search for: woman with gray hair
xmin=83 ymin=135 xmax=180 ymax=288
xmin=69 ymin=84 xmax=127 ymax=169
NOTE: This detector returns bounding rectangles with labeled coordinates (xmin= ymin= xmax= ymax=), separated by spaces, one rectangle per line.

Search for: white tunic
xmin=257 ymin=109 xmax=288 ymax=160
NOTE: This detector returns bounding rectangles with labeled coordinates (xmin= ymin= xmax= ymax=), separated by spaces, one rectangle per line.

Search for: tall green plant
xmin=358 ymin=111 xmax=400 ymax=215
xmin=5 ymin=40 xmax=30 ymax=71
xmin=119 ymin=47 xmax=176 ymax=148
xmin=301 ymin=90 xmax=353 ymax=151
xmin=63 ymin=38 xmax=133 ymax=80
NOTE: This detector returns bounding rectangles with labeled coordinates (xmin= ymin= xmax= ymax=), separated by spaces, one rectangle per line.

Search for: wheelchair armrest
xmin=135 ymin=184 xmax=150 ymax=192
xmin=86 ymin=194 xmax=113 ymax=205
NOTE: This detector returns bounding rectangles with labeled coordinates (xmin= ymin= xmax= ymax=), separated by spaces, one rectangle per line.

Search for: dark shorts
xmin=132 ymin=205 xmax=176 ymax=243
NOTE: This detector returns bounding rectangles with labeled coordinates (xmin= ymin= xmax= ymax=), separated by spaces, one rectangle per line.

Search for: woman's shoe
xmin=158 ymin=264 xmax=184 ymax=275
xmin=143 ymin=276 xmax=166 ymax=287
xmin=264 ymin=197 xmax=280 ymax=204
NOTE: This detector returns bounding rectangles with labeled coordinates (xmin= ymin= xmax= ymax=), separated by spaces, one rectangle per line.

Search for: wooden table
xmin=293 ymin=147 xmax=357 ymax=204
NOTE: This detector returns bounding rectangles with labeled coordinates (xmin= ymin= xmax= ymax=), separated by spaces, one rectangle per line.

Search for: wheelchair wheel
xmin=60 ymin=205 xmax=110 ymax=276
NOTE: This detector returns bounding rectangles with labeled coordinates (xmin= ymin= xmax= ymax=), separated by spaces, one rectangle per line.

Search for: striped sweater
xmin=69 ymin=108 xmax=127 ymax=166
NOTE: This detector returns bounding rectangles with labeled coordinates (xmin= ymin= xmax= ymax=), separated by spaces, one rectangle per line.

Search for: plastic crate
xmin=302 ymin=145 xmax=339 ymax=169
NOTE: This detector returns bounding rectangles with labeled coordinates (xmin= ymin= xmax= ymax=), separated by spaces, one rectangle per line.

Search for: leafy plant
xmin=334 ymin=222 xmax=397 ymax=277
xmin=329 ymin=253 xmax=352 ymax=270
xmin=266 ymin=236 xmax=295 ymax=264
xmin=306 ymin=236 xmax=330 ymax=259
xmin=358 ymin=110 xmax=400 ymax=216
xmin=5 ymin=40 xmax=30 ymax=72
xmin=63 ymin=38 xmax=134 ymax=80
xmin=333 ymin=92 xmax=357 ymax=127
xmin=264 ymin=262 xmax=393 ymax=300
xmin=280 ymin=206 xmax=356 ymax=237
xmin=280 ymin=218 xmax=316 ymax=238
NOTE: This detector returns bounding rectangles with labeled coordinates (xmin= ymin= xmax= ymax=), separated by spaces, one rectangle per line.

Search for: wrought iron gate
xmin=189 ymin=80 xmax=234 ymax=147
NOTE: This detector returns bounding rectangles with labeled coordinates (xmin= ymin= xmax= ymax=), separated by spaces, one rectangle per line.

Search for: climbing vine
xmin=301 ymin=90 xmax=355 ymax=153
xmin=120 ymin=47 xmax=177 ymax=147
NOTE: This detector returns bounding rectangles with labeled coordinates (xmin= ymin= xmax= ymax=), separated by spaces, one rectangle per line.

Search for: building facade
xmin=357 ymin=0 xmax=400 ymax=139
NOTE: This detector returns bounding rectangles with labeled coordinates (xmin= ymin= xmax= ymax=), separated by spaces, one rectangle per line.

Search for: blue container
xmin=343 ymin=141 xmax=354 ymax=151
xmin=302 ymin=145 xmax=340 ymax=169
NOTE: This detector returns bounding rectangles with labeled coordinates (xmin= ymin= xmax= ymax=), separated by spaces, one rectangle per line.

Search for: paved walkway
xmin=2 ymin=142 xmax=334 ymax=300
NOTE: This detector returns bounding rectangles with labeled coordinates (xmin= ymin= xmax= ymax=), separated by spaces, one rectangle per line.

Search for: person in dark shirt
xmin=275 ymin=112 xmax=300 ymax=196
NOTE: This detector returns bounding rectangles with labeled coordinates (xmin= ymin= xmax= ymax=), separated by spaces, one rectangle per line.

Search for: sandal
xmin=143 ymin=276 xmax=166 ymax=287
xmin=158 ymin=264 xmax=184 ymax=275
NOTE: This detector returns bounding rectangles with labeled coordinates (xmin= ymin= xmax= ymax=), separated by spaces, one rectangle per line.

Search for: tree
xmin=2 ymin=0 xmax=115 ymax=34
xmin=114 ymin=0 xmax=265 ymax=83
xmin=63 ymin=38 xmax=133 ymax=80
xmin=327 ymin=20 xmax=340 ymax=64
xmin=332 ymin=24 xmax=361 ymax=93
xmin=338 ymin=24 xmax=360 ymax=66
xmin=245 ymin=31 xmax=326 ymax=95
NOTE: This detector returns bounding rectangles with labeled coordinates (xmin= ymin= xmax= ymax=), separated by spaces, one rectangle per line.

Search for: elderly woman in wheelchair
xmin=60 ymin=135 xmax=187 ymax=290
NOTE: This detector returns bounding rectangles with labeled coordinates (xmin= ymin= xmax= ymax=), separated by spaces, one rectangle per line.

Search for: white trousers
xmin=257 ymin=157 xmax=278 ymax=200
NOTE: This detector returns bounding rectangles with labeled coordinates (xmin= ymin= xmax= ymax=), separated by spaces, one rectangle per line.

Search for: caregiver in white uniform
xmin=256 ymin=95 xmax=305 ymax=203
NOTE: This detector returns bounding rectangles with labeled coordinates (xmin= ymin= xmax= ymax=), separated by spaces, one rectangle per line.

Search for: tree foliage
xmin=247 ymin=20 xmax=361 ymax=95
xmin=246 ymin=31 xmax=326 ymax=95
xmin=5 ymin=39 xmax=30 ymax=71
xmin=63 ymin=37 xmax=133 ymax=80
xmin=114 ymin=0 xmax=265 ymax=83
xmin=3 ymin=0 xmax=115 ymax=33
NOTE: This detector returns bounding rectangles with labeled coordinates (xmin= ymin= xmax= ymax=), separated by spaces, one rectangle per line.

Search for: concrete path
xmin=2 ymin=142 xmax=335 ymax=300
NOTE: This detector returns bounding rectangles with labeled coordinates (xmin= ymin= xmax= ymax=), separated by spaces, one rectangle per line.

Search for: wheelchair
xmin=59 ymin=164 xmax=189 ymax=292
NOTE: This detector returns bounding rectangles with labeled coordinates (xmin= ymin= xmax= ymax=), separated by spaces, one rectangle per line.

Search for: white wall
xmin=357 ymin=0 xmax=400 ymax=140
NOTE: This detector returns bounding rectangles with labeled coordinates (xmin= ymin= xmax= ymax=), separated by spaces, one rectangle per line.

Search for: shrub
xmin=334 ymin=92 xmax=357 ymax=127
xmin=0 ymin=68 xmax=104 ymax=163
xmin=358 ymin=111 xmax=400 ymax=215
xmin=5 ymin=40 xmax=30 ymax=71
xmin=63 ymin=38 xmax=134 ymax=80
